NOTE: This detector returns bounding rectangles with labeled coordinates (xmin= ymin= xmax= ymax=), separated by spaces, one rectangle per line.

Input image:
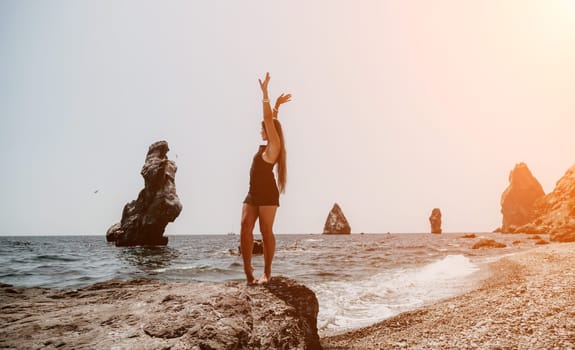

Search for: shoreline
xmin=1 ymin=240 xmax=573 ymax=349
xmin=321 ymin=242 xmax=575 ymax=349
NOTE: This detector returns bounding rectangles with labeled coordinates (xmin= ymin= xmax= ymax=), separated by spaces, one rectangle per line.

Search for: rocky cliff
xmin=323 ymin=203 xmax=351 ymax=234
xmin=0 ymin=277 xmax=322 ymax=350
xmin=106 ymin=141 xmax=183 ymax=246
xmin=516 ymin=164 xmax=575 ymax=242
xmin=499 ymin=163 xmax=545 ymax=232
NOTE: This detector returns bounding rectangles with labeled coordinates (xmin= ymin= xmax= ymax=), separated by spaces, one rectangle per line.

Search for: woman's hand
xmin=274 ymin=93 xmax=292 ymax=108
xmin=258 ymin=72 xmax=271 ymax=96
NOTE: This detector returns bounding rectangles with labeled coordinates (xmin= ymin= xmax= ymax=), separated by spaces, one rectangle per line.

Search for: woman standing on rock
xmin=240 ymin=72 xmax=291 ymax=285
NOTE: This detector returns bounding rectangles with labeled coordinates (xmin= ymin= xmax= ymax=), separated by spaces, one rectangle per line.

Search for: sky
xmin=1 ymin=0 xmax=574 ymax=235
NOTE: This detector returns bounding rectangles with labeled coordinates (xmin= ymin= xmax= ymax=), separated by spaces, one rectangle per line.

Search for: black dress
xmin=243 ymin=145 xmax=280 ymax=206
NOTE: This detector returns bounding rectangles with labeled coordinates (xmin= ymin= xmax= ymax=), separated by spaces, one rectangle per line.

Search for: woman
xmin=240 ymin=72 xmax=291 ymax=285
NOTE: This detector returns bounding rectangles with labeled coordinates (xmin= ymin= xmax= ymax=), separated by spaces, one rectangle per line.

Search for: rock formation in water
xmin=515 ymin=164 xmax=575 ymax=242
xmin=429 ymin=208 xmax=442 ymax=234
xmin=237 ymin=239 xmax=264 ymax=255
xmin=106 ymin=141 xmax=183 ymax=246
xmin=0 ymin=276 xmax=322 ymax=350
xmin=471 ymin=238 xmax=506 ymax=249
xmin=499 ymin=163 xmax=545 ymax=233
xmin=323 ymin=203 xmax=351 ymax=234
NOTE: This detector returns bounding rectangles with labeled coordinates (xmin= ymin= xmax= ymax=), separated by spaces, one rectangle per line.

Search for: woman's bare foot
xmin=245 ymin=267 xmax=258 ymax=285
xmin=257 ymin=273 xmax=271 ymax=285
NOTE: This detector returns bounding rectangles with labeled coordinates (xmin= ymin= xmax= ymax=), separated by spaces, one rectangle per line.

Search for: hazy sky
xmin=1 ymin=1 xmax=574 ymax=235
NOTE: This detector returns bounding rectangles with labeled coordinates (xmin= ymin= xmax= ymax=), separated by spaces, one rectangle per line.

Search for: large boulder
xmin=499 ymin=163 xmax=545 ymax=232
xmin=517 ymin=164 xmax=575 ymax=242
xmin=323 ymin=203 xmax=351 ymax=234
xmin=0 ymin=277 xmax=323 ymax=350
xmin=429 ymin=208 xmax=442 ymax=234
xmin=107 ymin=141 xmax=183 ymax=246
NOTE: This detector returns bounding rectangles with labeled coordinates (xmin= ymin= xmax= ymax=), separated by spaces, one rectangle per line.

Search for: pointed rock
xmin=323 ymin=203 xmax=351 ymax=234
xmin=499 ymin=162 xmax=545 ymax=233
xmin=517 ymin=164 xmax=575 ymax=242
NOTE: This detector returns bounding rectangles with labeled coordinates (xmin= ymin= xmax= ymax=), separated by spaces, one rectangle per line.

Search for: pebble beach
xmin=321 ymin=242 xmax=575 ymax=349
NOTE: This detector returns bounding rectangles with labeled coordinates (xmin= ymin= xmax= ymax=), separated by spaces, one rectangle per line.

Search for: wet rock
xmin=499 ymin=163 xmax=545 ymax=233
xmin=472 ymin=239 xmax=506 ymax=249
xmin=323 ymin=203 xmax=351 ymax=234
xmin=429 ymin=208 xmax=442 ymax=234
xmin=107 ymin=141 xmax=183 ymax=246
xmin=462 ymin=233 xmax=477 ymax=239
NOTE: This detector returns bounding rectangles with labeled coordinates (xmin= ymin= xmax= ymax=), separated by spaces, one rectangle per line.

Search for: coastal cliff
xmin=0 ymin=276 xmax=322 ymax=350
xmin=516 ymin=164 xmax=575 ymax=242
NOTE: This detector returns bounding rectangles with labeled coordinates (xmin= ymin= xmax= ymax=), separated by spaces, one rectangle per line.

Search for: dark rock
xmin=237 ymin=239 xmax=264 ymax=255
xmin=535 ymin=239 xmax=549 ymax=245
xmin=499 ymin=163 xmax=545 ymax=233
xmin=252 ymin=239 xmax=264 ymax=254
xmin=471 ymin=239 xmax=506 ymax=249
xmin=107 ymin=141 xmax=183 ymax=246
xmin=429 ymin=208 xmax=442 ymax=234
xmin=323 ymin=203 xmax=351 ymax=234
xmin=0 ymin=277 xmax=322 ymax=350
xmin=462 ymin=233 xmax=476 ymax=239
xmin=105 ymin=223 xmax=122 ymax=242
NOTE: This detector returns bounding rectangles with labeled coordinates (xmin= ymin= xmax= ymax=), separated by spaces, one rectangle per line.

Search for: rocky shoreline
xmin=1 ymin=243 xmax=574 ymax=349
xmin=322 ymin=242 xmax=575 ymax=349
xmin=0 ymin=277 xmax=321 ymax=350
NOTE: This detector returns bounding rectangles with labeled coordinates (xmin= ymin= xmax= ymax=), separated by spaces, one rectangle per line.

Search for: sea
xmin=0 ymin=232 xmax=538 ymax=335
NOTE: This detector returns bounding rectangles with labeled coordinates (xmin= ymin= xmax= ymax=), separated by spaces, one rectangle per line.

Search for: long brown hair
xmin=263 ymin=119 xmax=287 ymax=193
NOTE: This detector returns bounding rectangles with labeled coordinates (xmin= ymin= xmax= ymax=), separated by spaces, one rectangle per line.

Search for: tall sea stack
xmin=429 ymin=208 xmax=442 ymax=234
xmin=499 ymin=162 xmax=544 ymax=233
xmin=106 ymin=140 xmax=183 ymax=246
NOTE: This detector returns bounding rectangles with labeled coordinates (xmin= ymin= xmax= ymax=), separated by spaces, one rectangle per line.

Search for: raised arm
xmin=259 ymin=72 xmax=281 ymax=163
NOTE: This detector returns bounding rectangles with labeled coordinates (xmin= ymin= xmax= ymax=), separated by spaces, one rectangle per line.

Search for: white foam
xmin=312 ymin=254 xmax=479 ymax=335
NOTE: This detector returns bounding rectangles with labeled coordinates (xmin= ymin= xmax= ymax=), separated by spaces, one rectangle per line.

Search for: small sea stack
xmin=106 ymin=141 xmax=183 ymax=246
xmin=323 ymin=203 xmax=351 ymax=234
xmin=429 ymin=208 xmax=442 ymax=234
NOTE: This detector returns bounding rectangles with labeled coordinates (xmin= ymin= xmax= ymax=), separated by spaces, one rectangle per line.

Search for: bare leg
xmin=240 ymin=203 xmax=258 ymax=285
xmin=257 ymin=205 xmax=278 ymax=284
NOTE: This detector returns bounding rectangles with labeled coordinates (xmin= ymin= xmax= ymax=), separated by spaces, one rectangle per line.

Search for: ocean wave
xmin=33 ymin=254 xmax=81 ymax=262
xmin=313 ymin=254 xmax=480 ymax=335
